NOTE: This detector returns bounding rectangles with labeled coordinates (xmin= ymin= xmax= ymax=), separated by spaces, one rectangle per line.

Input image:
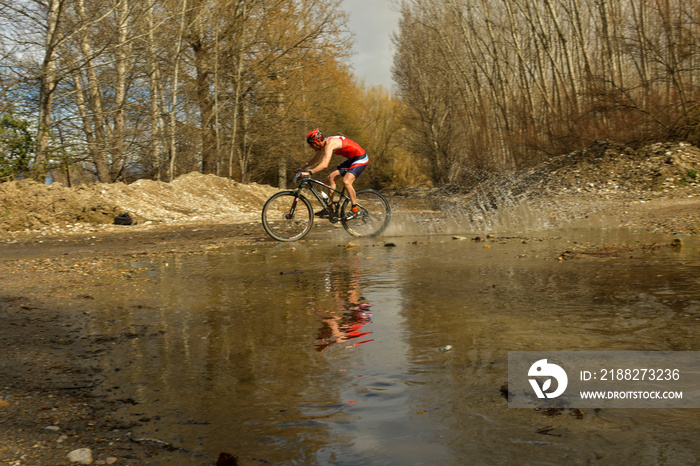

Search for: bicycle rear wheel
xmin=261 ymin=191 xmax=314 ymax=241
xmin=341 ymin=189 xmax=391 ymax=238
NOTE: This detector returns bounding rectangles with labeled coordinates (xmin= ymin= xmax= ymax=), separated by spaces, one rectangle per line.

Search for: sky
xmin=341 ymin=0 xmax=400 ymax=89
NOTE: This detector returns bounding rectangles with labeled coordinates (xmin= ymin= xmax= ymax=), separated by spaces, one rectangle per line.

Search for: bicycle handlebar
xmin=293 ymin=170 xmax=312 ymax=184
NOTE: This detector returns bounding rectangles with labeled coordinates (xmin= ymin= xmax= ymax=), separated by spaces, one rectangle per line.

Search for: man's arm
xmin=299 ymin=150 xmax=323 ymax=172
xmin=309 ymin=138 xmax=341 ymax=173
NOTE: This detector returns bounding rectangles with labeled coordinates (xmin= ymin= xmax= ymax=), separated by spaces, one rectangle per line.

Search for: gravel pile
xmin=519 ymin=141 xmax=700 ymax=195
xmin=0 ymin=172 xmax=279 ymax=235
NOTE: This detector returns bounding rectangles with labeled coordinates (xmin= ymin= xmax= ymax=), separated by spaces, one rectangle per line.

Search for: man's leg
xmin=342 ymin=157 xmax=367 ymax=219
xmin=314 ymin=170 xmax=343 ymax=218
xmin=343 ymin=172 xmax=357 ymax=205
xmin=328 ymin=170 xmax=341 ymax=202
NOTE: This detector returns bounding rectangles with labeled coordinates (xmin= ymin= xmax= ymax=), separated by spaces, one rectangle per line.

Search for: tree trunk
xmin=34 ymin=0 xmax=64 ymax=180
xmin=111 ymin=0 xmax=130 ymax=181
xmin=228 ymin=2 xmax=248 ymax=180
xmin=75 ymin=0 xmax=111 ymax=182
xmin=146 ymin=0 xmax=165 ymax=180
xmin=187 ymin=1 xmax=217 ymax=174
xmin=168 ymin=0 xmax=188 ymax=182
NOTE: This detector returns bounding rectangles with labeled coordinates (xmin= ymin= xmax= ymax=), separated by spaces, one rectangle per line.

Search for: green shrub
xmin=0 ymin=115 xmax=35 ymax=181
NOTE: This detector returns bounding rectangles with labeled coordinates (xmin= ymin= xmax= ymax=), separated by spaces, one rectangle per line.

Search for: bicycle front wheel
xmin=341 ymin=189 xmax=391 ymax=238
xmin=262 ymin=191 xmax=314 ymax=241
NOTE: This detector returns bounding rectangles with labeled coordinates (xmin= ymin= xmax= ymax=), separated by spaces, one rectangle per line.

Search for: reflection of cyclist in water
xmin=314 ymin=262 xmax=373 ymax=353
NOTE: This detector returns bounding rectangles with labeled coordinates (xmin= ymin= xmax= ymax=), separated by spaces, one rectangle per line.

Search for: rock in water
xmin=217 ymin=452 xmax=239 ymax=466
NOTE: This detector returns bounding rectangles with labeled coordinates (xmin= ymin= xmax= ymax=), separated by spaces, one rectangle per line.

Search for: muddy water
xmin=91 ymin=223 xmax=700 ymax=464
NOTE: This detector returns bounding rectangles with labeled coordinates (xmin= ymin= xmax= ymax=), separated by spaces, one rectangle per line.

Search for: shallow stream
xmin=90 ymin=213 xmax=700 ymax=465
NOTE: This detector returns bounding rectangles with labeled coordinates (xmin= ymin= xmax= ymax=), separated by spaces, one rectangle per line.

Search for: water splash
xmin=386 ymin=173 xmax=611 ymax=237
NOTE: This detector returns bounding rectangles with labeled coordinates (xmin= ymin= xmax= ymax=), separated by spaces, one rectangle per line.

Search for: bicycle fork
xmin=284 ymin=193 xmax=302 ymax=219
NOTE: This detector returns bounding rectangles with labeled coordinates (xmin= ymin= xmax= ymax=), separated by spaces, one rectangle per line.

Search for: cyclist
xmin=299 ymin=128 xmax=369 ymax=220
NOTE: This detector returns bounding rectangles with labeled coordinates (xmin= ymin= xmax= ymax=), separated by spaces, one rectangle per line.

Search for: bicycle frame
xmin=293 ymin=175 xmax=349 ymax=221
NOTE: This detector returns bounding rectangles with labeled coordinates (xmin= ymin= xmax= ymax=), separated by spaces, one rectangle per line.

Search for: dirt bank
xmin=1 ymin=142 xmax=699 ymax=465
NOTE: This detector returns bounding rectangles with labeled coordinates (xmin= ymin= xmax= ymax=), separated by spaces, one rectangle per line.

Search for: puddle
xmin=88 ymin=228 xmax=700 ymax=464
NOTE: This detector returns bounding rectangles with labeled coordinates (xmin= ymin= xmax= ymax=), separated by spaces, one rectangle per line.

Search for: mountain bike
xmin=261 ymin=171 xmax=391 ymax=242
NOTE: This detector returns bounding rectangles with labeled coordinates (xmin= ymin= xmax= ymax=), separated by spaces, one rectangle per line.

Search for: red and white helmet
xmin=306 ymin=128 xmax=324 ymax=147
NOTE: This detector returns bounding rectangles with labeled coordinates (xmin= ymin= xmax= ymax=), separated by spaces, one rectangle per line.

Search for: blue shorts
xmin=337 ymin=154 xmax=369 ymax=178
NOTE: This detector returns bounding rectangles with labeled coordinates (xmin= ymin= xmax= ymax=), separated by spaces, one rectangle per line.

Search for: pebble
xmin=67 ymin=448 xmax=93 ymax=464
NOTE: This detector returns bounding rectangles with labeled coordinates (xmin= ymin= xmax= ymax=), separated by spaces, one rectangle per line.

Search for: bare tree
xmin=168 ymin=0 xmax=188 ymax=181
xmin=0 ymin=0 xmax=70 ymax=178
xmin=393 ymin=0 xmax=700 ymax=185
xmin=1 ymin=0 xmax=363 ymax=186
xmin=142 ymin=0 xmax=167 ymax=180
xmin=110 ymin=0 xmax=132 ymax=180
